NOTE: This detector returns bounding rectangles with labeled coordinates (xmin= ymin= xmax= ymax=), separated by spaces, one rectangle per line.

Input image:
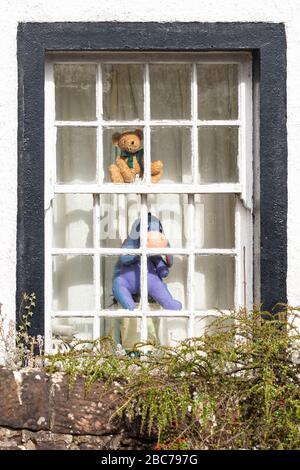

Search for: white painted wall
xmin=0 ymin=0 xmax=299 ymax=330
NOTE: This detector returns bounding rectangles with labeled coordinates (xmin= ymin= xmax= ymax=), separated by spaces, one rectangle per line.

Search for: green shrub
xmin=3 ymin=298 xmax=300 ymax=449
xmin=45 ymin=306 xmax=300 ymax=450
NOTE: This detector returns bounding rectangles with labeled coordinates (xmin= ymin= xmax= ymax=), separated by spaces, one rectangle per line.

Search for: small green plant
xmin=16 ymin=292 xmax=45 ymax=367
xmin=0 ymin=292 xmax=44 ymax=368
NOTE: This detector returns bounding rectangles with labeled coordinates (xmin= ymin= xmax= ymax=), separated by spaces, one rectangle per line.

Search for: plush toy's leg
xmin=151 ymin=160 xmax=163 ymax=183
xmin=112 ymin=277 xmax=136 ymax=310
xmin=151 ymin=160 xmax=163 ymax=175
xmin=109 ymin=164 xmax=124 ymax=183
xmin=116 ymin=157 xmax=136 ymax=183
xmin=132 ymin=156 xmax=141 ymax=176
xmin=151 ymin=172 xmax=163 ymax=184
xmin=148 ymin=274 xmax=182 ymax=310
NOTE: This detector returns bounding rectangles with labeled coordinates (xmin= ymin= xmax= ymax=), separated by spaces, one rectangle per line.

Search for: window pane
xmin=195 ymin=315 xmax=235 ymax=336
xmin=101 ymin=255 xmax=141 ymax=310
xmin=99 ymin=317 xmax=141 ymax=350
xmin=194 ymin=194 xmax=235 ymax=249
xmin=100 ymin=194 xmax=140 ymax=248
xmin=53 ymin=194 xmax=93 ymax=248
xmin=151 ymin=127 xmax=192 ymax=183
xmin=194 ymin=255 xmax=235 ymax=310
xmin=102 ymin=254 xmax=185 ymax=312
xmin=52 ymin=317 xmax=93 ymax=341
xmin=147 ymin=255 xmax=187 ymax=311
xmin=103 ymin=126 xmax=144 ymax=183
xmin=198 ymin=126 xmax=238 ymax=183
xmin=150 ymin=64 xmax=191 ymax=119
xmin=147 ymin=317 xmax=188 ymax=346
xmin=54 ymin=64 xmax=97 ymax=121
xmin=197 ymin=64 xmax=238 ymax=120
xmin=102 ymin=64 xmax=144 ymax=120
xmin=52 ymin=317 xmax=94 ymax=353
xmin=53 ymin=255 xmax=94 ymax=311
xmin=56 ymin=127 xmax=97 ymax=183
xmin=147 ymin=194 xmax=188 ymax=248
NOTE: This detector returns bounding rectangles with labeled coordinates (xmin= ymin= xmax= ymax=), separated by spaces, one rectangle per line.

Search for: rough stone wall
xmin=0 ymin=368 xmax=154 ymax=450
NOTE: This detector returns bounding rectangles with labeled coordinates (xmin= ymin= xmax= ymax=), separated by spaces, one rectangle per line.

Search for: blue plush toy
xmin=112 ymin=213 xmax=182 ymax=311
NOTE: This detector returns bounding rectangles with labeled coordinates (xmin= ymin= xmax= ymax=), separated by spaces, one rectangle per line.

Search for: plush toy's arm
xmin=150 ymin=256 xmax=170 ymax=279
xmin=119 ymin=237 xmax=140 ymax=266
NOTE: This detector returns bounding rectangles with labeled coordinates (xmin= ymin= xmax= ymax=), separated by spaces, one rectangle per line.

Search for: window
xmin=44 ymin=52 xmax=253 ymax=352
xmin=17 ymin=22 xmax=287 ymax=350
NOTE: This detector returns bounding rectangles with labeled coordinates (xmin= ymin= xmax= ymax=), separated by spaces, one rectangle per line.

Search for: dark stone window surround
xmin=17 ymin=22 xmax=287 ymax=336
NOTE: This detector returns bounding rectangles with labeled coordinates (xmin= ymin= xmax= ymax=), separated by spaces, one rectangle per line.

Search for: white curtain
xmin=102 ymin=64 xmax=144 ymax=121
xmin=53 ymin=63 xmax=237 ymax=346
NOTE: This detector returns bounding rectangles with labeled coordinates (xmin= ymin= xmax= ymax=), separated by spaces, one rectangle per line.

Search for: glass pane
xmin=147 ymin=194 xmax=188 ymax=248
xmin=56 ymin=127 xmax=97 ymax=183
xmin=99 ymin=317 xmax=141 ymax=350
xmin=197 ymin=64 xmax=238 ymax=120
xmin=101 ymin=255 xmax=141 ymax=310
xmin=150 ymin=64 xmax=191 ymax=119
xmin=194 ymin=255 xmax=235 ymax=310
xmin=52 ymin=317 xmax=94 ymax=353
xmin=53 ymin=194 xmax=93 ymax=248
xmin=54 ymin=64 xmax=97 ymax=121
xmin=151 ymin=127 xmax=192 ymax=183
xmin=100 ymin=194 xmax=140 ymax=248
xmin=102 ymin=64 xmax=144 ymax=120
xmin=53 ymin=255 xmax=94 ymax=311
xmin=147 ymin=255 xmax=187 ymax=311
xmin=52 ymin=317 xmax=93 ymax=341
xmin=198 ymin=126 xmax=238 ymax=183
xmin=194 ymin=194 xmax=235 ymax=249
xmin=103 ymin=127 xmax=144 ymax=183
xmin=147 ymin=317 xmax=188 ymax=346
xmin=102 ymin=254 xmax=186 ymax=311
xmin=195 ymin=315 xmax=235 ymax=337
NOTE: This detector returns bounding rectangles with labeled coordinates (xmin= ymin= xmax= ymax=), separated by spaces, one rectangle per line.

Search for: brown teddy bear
xmin=108 ymin=129 xmax=163 ymax=183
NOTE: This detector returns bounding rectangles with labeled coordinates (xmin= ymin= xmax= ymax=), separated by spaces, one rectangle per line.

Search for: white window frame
xmin=44 ymin=52 xmax=253 ymax=353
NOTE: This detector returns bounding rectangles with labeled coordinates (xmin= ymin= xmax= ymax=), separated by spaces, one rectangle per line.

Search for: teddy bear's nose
xmin=131 ymin=141 xmax=135 ymax=145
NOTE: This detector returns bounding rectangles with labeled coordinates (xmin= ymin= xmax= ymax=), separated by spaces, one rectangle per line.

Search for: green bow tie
xmin=120 ymin=148 xmax=144 ymax=172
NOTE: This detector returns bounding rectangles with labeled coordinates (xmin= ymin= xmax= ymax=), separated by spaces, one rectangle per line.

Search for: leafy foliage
xmin=2 ymin=298 xmax=300 ymax=449
xmin=45 ymin=306 xmax=300 ymax=450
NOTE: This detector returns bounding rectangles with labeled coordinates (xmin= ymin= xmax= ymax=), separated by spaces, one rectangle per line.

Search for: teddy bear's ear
xmin=112 ymin=132 xmax=121 ymax=147
xmin=134 ymin=129 xmax=143 ymax=141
